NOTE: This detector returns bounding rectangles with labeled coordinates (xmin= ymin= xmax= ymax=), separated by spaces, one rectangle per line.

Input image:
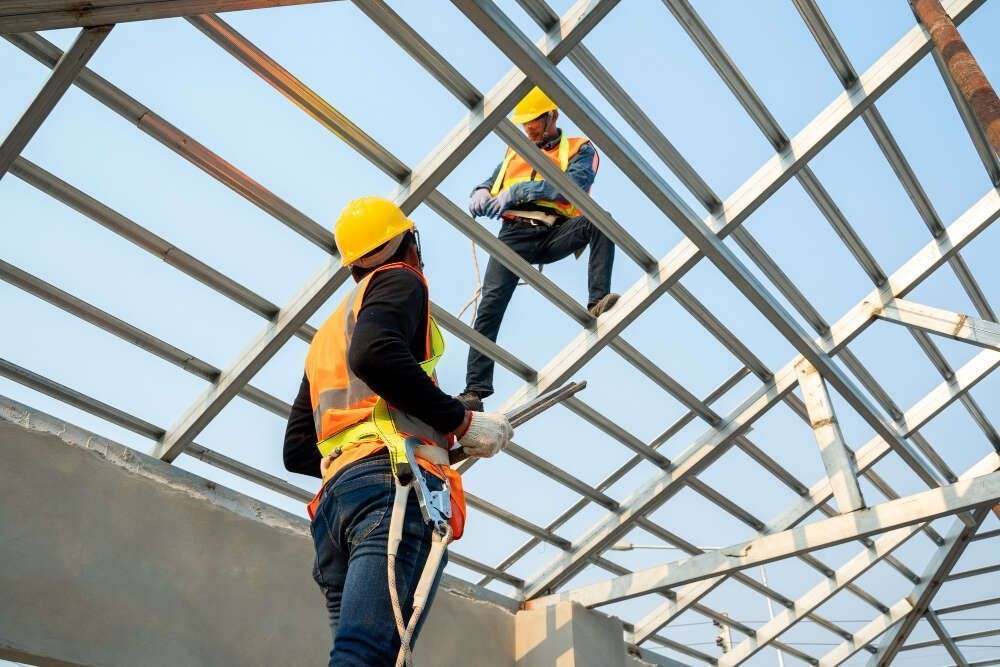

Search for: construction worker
xmin=460 ymin=87 xmax=618 ymax=411
xmin=283 ymin=196 xmax=514 ymax=667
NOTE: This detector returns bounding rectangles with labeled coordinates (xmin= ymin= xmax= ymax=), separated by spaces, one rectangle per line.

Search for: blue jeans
xmin=311 ymin=452 xmax=447 ymax=666
xmin=466 ymin=216 xmax=615 ymax=397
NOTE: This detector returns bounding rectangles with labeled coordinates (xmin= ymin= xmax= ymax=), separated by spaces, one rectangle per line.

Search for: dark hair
xmin=350 ymin=230 xmax=417 ymax=280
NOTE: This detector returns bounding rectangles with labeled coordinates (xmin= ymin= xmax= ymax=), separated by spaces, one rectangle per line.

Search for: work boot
xmin=457 ymin=390 xmax=485 ymax=412
xmin=588 ymin=293 xmax=620 ymax=318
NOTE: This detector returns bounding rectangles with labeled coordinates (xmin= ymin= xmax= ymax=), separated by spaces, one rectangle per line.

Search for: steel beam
xmin=819 ymin=598 xmax=914 ymax=666
xmin=529 ymin=468 xmax=1000 ymax=609
xmin=0 ymin=0 xmax=335 ymax=33
xmin=4 ymin=31 xmax=335 ymax=252
xmin=522 ymin=186 xmax=999 ymax=599
xmin=901 ymin=626 xmax=1000 ymax=652
xmin=717 ymin=452 xmax=997 ymax=665
xmin=0 ymin=258 xmax=291 ymax=418
xmin=868 ymin=508 xmax=992 ymax=665
xmin=796 ymin=359 xmax=866 ymax=513
xmin=0 ymin=26 xmax=110 ymax=179
xmin=925 ymin=608 xmax=970 ymax=666
xmin=945 ymin=561 xmax=1000 ymax=581
xmin=876 ymin=298 xmax=1000 ymax=350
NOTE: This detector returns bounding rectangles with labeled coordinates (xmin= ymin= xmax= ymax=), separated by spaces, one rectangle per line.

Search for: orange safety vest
xmin=490 ymin=133 xmax=596 ymax=218
xmin=304 ymin=262 xmax=466 ymax=538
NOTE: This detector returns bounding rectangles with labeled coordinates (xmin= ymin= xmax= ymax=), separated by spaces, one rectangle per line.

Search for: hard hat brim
xmin=511 ymin=109 xmax=549 ymax=125
xmin=341 ymin=221 xmax=413 ymax=267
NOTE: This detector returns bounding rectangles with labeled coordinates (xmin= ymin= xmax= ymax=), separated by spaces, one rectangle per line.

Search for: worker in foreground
xmin=460 ymin=87 xmax=618 ymax=411
xmin=283 ymin=196 xmax=514 ymax=666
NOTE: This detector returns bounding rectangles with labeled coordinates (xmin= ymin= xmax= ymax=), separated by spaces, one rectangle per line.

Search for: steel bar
xmin=925 ymin=608 xmax=970 ymax=666
xmin=0 ymin=258 xmax=291 ymax=418
xmin=8 ymin=157 xmax=312 ymax=340
xmin=521 ymin=187 xmax=999 ymax=599
xmin=900 ymin=627 xmax=1000 ymax=652
xmin=478 ymin=369 xmax=862 ymax=659
xmin=525 ymin=0 xmax=991 ymax=476
xmin=564 ymin=387 xmax=902 ymax=628
xmin=868 ymin=508 xmax=992 ymax=665
xmin=4 ymin=31 xmax=335 ymax=252
xmin=0 ymin=26 xmax=110 ymax=179
xmin=448 ymin=552 xmax=524 ymax=588
xmin=0 ymin=0 xmax=336 ymax=33
xmin=795 ymin=359 xmax=866 ymax=513
xmin=937 ymin=596 xmax=1000 ymax=615
xmin=761 ymin=0 xmax=1000 ymax=455
xmin=876 ymin=298 xmax=1000 ymax=349
xmin=630 ymin=345 xmax=999 ymax=644
xmin=911 ymin=0 xmax=1000 ymax=154
xmin=945 ymin=561 xmax=1000 ymax=581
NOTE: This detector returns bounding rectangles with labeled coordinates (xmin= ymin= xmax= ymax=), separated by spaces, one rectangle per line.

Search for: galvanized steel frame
xmin=1 ymin=0 xmax=998 ymax=664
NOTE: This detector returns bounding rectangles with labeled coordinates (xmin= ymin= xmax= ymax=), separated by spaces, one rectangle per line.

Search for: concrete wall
xmin=0 ymin=397 xmax=676 ymax=667
xmin=0 ymin=397 xmax=515 ymax=667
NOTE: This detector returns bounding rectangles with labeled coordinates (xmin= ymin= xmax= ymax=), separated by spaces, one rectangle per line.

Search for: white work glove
xmin=458 ymin=412 xmax=513 ymax=458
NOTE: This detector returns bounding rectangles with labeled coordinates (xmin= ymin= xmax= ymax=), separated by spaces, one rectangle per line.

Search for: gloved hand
xmin=485 ymin=188 xmax=514 ymax=219
xmin=458 ymin=411 xmax=514 ymax=458
xmin=468 ymin=188 xmax=492 ymax=217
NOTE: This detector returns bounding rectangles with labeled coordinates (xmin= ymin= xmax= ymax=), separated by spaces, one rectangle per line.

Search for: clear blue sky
xmin=2 ymin=1 xmax=998 ymax=664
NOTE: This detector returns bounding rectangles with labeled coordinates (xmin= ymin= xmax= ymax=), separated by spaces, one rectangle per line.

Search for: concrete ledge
xmin=0 ymin=396 xmax=515 ymax=667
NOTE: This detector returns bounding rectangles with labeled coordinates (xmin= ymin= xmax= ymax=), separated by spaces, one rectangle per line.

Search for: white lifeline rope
xmin=387 ymin=479 xmax=453 ymax=667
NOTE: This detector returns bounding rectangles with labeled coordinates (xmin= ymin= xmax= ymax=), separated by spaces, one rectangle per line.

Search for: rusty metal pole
xmin=910 ymin=0 xmax=1000 ymax=155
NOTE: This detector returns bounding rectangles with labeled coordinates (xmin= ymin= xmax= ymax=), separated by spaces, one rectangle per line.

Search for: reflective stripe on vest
xmin=305 ymin=263 xmax=448 ymax=457
xmin=489 ymin=134 xmax=593 ymax=218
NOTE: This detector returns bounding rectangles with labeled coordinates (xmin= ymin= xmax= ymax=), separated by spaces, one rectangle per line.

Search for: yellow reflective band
xmin=490 ymin=149 xmax=517 ymax=197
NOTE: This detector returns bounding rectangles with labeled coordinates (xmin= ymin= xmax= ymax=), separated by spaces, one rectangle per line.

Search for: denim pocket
xmin=333 ymin=469 xmax=392 ymax=547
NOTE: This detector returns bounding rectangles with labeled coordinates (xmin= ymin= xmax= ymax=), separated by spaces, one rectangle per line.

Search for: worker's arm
xmin=283 ymin=374 xmax=323 ymax=478
xmin=508 ymin=141 xmax=598 ymax=207
xmin=348 ymin=269 xmax=468 ymax=434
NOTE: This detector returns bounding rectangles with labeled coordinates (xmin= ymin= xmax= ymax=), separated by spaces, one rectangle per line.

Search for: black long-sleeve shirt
xmin=283 ymin=266 xmax=467 ymax=478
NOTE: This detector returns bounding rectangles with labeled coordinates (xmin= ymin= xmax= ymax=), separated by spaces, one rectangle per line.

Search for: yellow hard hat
xmin=334 ymin=196 xmax=414 ymax=267
xmin=511 ymin=86 xmax=557 ymax=124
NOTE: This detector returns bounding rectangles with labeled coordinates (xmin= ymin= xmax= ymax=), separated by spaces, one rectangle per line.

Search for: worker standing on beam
xmin=460 ymin=87 xmax=618 ymax=411
xmin=283 ymin=196 xmax=514 ymax=667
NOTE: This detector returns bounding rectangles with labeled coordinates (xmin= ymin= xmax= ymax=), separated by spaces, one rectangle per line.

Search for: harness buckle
xmin=404 ymin=436 xmax=451 ymax=533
